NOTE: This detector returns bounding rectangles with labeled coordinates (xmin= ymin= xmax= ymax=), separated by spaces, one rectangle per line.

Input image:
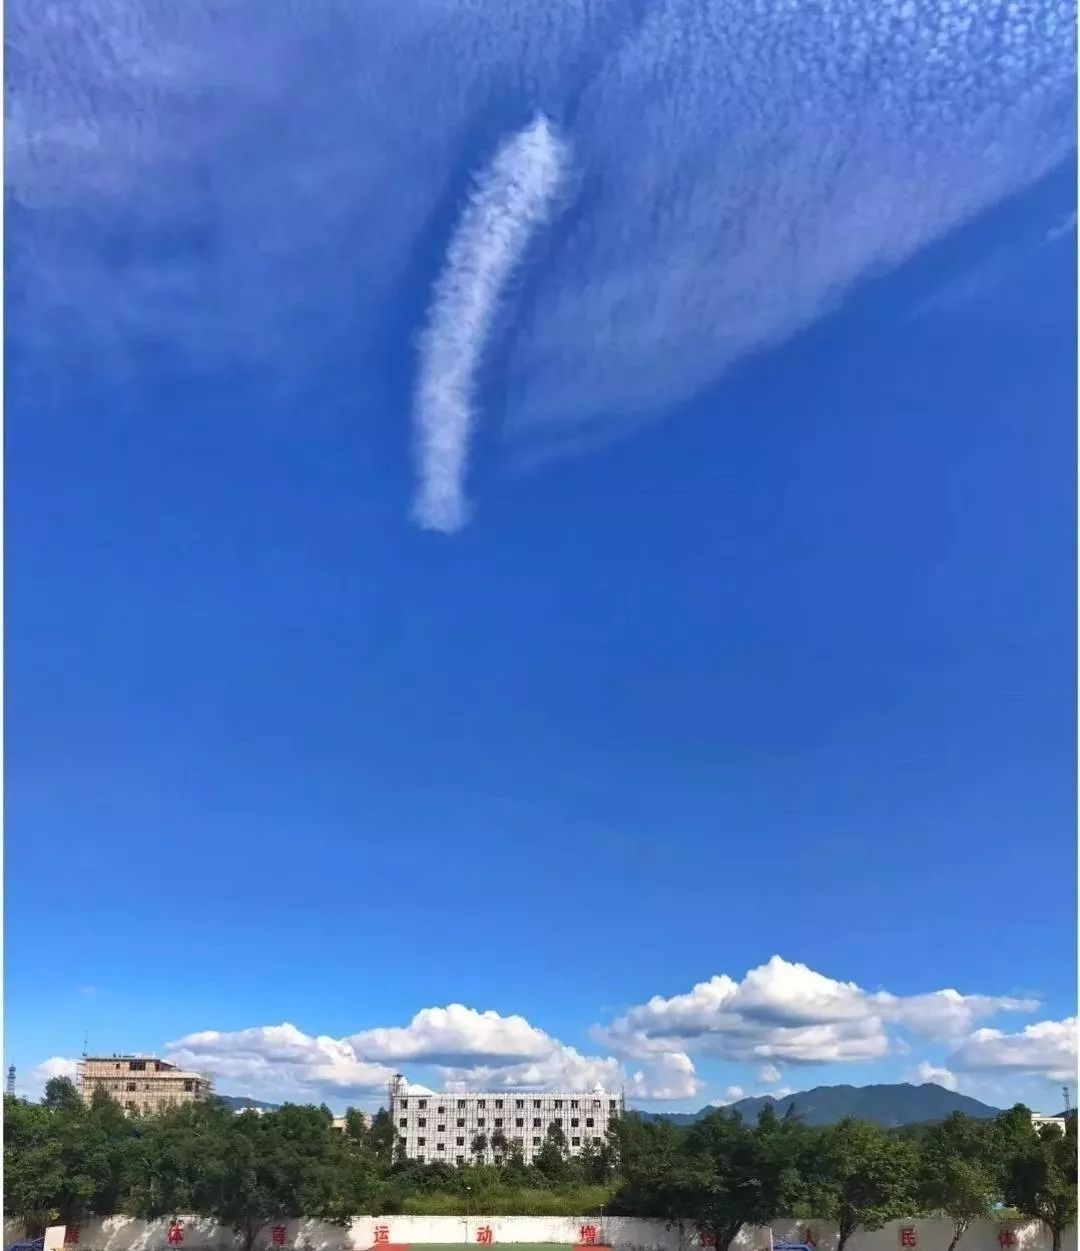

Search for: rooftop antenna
xmin=6 ymin=1065 xmax=15 ymax=1097
xmin=1063 ymin=1086 xmax=1071 ymax=1114
xmin=82 ymin=1032 xmax=89 ymax=1058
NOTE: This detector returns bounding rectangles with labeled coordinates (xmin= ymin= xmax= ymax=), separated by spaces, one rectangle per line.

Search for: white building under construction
xmin=388 ymin=1074 xmax=624 ymax=1166
xmin=77 ymin=1055 xmax=213 ymax=1116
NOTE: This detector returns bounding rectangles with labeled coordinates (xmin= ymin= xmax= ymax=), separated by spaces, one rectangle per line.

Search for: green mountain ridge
xmin=632 ymin=1081 xmax=1001 ymax=1128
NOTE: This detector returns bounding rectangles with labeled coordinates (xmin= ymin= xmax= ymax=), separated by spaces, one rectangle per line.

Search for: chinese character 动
xmin=168 ymin=1223 xmax=185 ymax=1245
xmin=999 ymin=1230 xmax=1017 ymax=1248
xmin=900 ymin=1228 xmax=917 ymax=1248
xmin=64 ymin=1231 xmax=80 ymax=1247
xmin=374 ymin=1228 xmax=390 ymax=1246
xmin=272 ymin=1229 xmax=287 ymax=1246
xmin=580 ymin=1226 xmax=598 ymax=1245
xmin=476 ymin=1227 xmax=494 ymax=1245
xmin=699 ymin=1234 xmax=716 ymax=1247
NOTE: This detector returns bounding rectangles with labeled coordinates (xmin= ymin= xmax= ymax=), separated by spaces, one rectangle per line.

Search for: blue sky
xmin=4 ymin=0 xmax=1076 ymax=1114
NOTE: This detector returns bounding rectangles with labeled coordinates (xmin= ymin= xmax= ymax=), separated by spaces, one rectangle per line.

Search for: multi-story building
xmin=388 ymin=1074 xmax=624 ymax=1166
xmin=77 ymin=1055 xmax=212 ymax=1116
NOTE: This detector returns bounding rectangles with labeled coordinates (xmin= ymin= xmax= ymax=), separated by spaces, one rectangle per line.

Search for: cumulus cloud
xmin=164 ymin=1005 xmax=697 ymax=1105
xmin=910 ymin=1061 xmax=959 ymax=1091
xmin=711 ymin=1085 xmax=746 ymax=1107
xmin=947 ymin=1018 xmax=1078 ymax=1082
xmin=412 ymin=115 xmax=568 ymax=533
xmin=595 ymin=955 xmax=1039 ymax=1065
xmin=33 ymin=1056 xmax=79 ymax=1083
xmin=759 ymin=1064 xmax=782 ymax=1085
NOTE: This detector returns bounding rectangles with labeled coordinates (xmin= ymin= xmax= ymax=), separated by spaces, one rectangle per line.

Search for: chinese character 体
xmin=476 ymin=1227 xmax=494 ymax=1245
xmin=899 ymin=1228 xmax=917 ymax=1248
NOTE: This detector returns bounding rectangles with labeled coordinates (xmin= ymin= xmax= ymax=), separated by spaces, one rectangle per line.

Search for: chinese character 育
xmin=373 ymin=1227 xmax=390 ymax=1246
xmin=476 ymin=1227 xmax=494 ymax=1245
xmin=579 ymin=1226 xmax=598 ymax=1246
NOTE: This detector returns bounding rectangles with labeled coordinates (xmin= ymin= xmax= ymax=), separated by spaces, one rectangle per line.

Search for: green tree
xmin=490 ymin=1129 xmax=509 ymax=1161
xmin=1001 ymin=1116 xmax=1078 ymax=1251
xmin=42 ymin=1077 xmax=84 ymax=1115
xmin=810 ymin=1118 xmax=918 ymax=1251
xmin=535 ymin=1122 xmax=569 ymax=1183
xmin=917 ymin=1113 xmax=1000 ymax=1251
xmin=471 ymin=1131 xmax=488 ymax=1164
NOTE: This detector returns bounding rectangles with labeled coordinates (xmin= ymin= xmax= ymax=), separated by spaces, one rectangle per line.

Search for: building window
xmin=438 ymin=1106 xmax=445 ymax=1114
xmin=130 ymin=1061 xmax=146 ymax=1072
xmin=419 ymin=1099 xmax=427 ymax=1109
xmin=477 ymin=1118 xmax=485 ymax=1127
xmin=571 ymin=1100 xmax=579 ymax=1109
xmin=183 ymin=1080 xmax=194 ymax=1092
xmin=515 ymin=1118 xmax=524 ymax=1128
xmin=572 ymin=1137 xmax=581 ymax=1147
xmin=533 ymin=1118 xmax=541 ymax=1127
xmin=532 ymin=1136 xmax=541 ymax=1146
xmin=457 ymin=1118 xmax=465 ymax=1127
xmin=586 ymin=1118 xmax=595 ymax=1127
xmin=401 ymin=1098 xmax=409 ymax=1107
xmin=437 ymin=1143 xmax=445 ymax=1152
xmin=495 ymin=1099 xmax=503 ymax=1109
xmin=458 ymin=1100 xmax=466 ymax=1108
xmin=418 ymin=1118 xmax=426 ymax=1127
xmin=456 ymin=1137 xmax=465 ymax=1146
xmin=555 ymin=1118 xmax=563 ymax=1127
xmin=126 ymin=1082 xmax=137 ymax=1091
xmin=515 ymin=1099 xmax=524 ymax=1108
xmin=417 ymin=1137 xmax=426 ymax=1146
xmin=494 ymin=1118 xmax=503 ymax=1127
xmin=571 ymin=1118 xmax=579 ymax=1127
xmin=534 ymin=1099 xmax=541 ymax=1108
xmin=125 ymin=1101 xmax=137 ymax=1111
xmin=593 ymin=1099 xmax=600 ymax=1107
xmin=478 ymin=1099 xmax=486 ymax=1108
xmin=438 ymin=1124 xmax=446 ymax=1132
xmin=400 ymin=1118 xmax=408 ymax=1127
xmin=610 ymin=1100 xmax=618 ymax=1109
xmin=554 ymin=1099 xmax=563 ymax=1109
xmin=456 ymin=1156 xmax=466 ymax=1164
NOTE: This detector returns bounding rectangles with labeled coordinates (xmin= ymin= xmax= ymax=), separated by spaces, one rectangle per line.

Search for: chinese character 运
xmin=476 ymin=1227 xmax=494 ymax=1245
xmin=374 ymin=1227 xmax=390 ymax=1246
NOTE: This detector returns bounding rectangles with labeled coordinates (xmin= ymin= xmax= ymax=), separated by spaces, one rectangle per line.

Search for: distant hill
xmin=634 ymin=1082 xmax=1001 ymax=1129
xmin=216 ymin=1094 xmax=282 ymax=1112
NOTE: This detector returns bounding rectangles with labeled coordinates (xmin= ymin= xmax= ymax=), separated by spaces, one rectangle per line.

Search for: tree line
xmin=4 ymin=1080 xmax=1076 ymax=1251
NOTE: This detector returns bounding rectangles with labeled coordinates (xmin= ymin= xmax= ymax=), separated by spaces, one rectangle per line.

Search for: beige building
xmin=77 ymin=1055 xmax=212 ymax=1116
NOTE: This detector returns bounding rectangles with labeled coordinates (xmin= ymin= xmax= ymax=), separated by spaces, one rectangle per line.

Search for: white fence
xmin=4 ymin=1217 xmax=1075 ymax=1251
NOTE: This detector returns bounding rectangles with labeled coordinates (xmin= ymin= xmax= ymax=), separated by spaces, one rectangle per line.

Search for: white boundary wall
xmin=4 ymin=1217 xmax=1075 ymax=1251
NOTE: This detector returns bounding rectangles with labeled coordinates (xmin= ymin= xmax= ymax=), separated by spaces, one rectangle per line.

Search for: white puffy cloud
xmin=948 ymin=1018 xmax=1078 ymax=1082
xmin=33 ymin=1056 xmax=79 ymax=1083
xmin=711 ymin=1086 xmax=746 ymax=1107
xmin=909 ymin=1061 xmax=959 ymax=1091
xmin=349 ymin=1004 xmax=553 ymax=1065
xmin=758 ymin=1064 xmax=782 ymax=1085
xmin=596 ymin=956 xmax=1040 ymax=1065
xmin=167 ymin=1023 xmax=397 ymax=1101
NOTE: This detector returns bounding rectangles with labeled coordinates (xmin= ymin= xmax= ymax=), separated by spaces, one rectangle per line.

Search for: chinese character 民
xmin=272 ymin=1229 xmax=287 ymax=1247
xmin=168 ymin=1223 xmax=185 ymax=1246
xmin=64 ymin=1231 xmax=80 ymax=1247
xmin=579 ymin=1226 xmax=598 ymax=1245
xmin=373 ymin=1227 xmax=390 ymax=1246
xmin=998 ymin=1230 xmax=1017 ymax=1249
xmin=476 ymin=1227 xmax=494 ymax=1245
xmin=900 ymin=1228 xmax=917 ymax=1248
xmin=699 ymin=1234 xmax=716 ymax=1248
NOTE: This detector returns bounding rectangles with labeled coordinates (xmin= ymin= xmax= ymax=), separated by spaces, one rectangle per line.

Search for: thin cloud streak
xmin=412 ymin=114 xmax=568 ymax=533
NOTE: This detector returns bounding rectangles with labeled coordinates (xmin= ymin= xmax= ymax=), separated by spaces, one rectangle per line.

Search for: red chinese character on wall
xmin=64 ymin=1231 xmax=80 ymax=1247
xmin=699 ymin=1234 xmax=716 ymax=1247
xmin=373 ymin=1227 xmax=390 ymax=1246
xmin=998 ymin=1229 xmax=1017 ymax=1249
xmin=899 ymin=1228 xmax=917 ymax=1248
xmin=272 ymin=1228 xmax=287 ymax=1246
xmin=579 ymin=1226 xmax=598 ymax=1245
xmin=803 ymin=1232 xmax=817 ymax=1249
xmin=168 ymin=1223 xmax=185 ymax=1245
xmin=476 ymin=1227 xmax=494 ymax=1245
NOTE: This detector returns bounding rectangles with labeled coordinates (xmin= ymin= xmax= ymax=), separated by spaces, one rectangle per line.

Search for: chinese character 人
xmin=272 ymin=1229 xmax=287 ymax=1247
xmin=476 ymin=1227 xmax=494 ymax=1245
xmin=374 ymin=1227 xmax=390 ymax=1246
xmin=64 ymin=1231 xmax=80 ymax=1247
xmin=900 ymin=1228 xmax=917 ymax=1248
xmin=579 ymin=1227 xmax=598 ymax=1245
xmin=168 ymin=1223 xmax=185 ymax=1246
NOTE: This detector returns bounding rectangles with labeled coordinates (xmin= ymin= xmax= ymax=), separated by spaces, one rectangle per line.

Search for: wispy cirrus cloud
xmin=412 ymin=115 xmax=568 ymax=533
